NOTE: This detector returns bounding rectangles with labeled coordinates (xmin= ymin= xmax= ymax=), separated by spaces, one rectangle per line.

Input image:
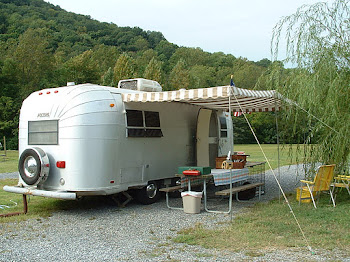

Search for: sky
xmin=45 ymin=0 xmax=326 ymax=62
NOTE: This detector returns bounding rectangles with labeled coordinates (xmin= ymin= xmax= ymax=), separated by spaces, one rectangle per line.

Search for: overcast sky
xmin=45 ymin=0 xmax=326 ymax=62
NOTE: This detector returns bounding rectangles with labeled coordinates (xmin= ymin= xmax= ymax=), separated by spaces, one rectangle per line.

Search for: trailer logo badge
xmin=37 ymin=113 xmax=50 ymax=118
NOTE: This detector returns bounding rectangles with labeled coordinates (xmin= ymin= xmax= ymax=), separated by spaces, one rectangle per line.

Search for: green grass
xmin=234 ymin=144 xmax=303 ymax=170
xmin=174 ymin=191 xmax=350 ymax=254
xmin=0 ymin=150 xmax=18 ymax=173
xmin=172 ymin=144 xmax=349 ymax=254
xmin=0 ymin=179 xmax=59 ymax=222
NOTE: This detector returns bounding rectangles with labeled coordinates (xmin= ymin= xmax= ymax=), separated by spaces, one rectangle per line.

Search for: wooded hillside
xmin=0 ymin=0 xmax=276 ymax=149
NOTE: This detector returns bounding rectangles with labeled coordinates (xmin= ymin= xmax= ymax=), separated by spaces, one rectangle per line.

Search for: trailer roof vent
xmin=118 ymin=78 xmax=162 ymax=92
xmin=67 ymin=82 xmax=75 ymax=86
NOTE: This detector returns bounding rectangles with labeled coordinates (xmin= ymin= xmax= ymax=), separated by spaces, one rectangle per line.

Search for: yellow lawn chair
xmin=298 ymin=164 xmax=336 ymax=208
xmin=332 ymin=174 xmax=350 ymax=199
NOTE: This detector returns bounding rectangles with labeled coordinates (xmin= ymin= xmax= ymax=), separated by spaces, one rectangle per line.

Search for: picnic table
xmin=160 ymin=162 xmax=265 ymax=215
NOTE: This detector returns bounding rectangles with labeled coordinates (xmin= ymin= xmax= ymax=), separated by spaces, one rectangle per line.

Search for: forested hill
xmin=0 ymin=0 xmax=274 ymax=148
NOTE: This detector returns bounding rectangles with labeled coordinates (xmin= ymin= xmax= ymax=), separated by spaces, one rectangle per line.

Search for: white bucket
xmin=181 ymin=191 xmax=203 ymax=214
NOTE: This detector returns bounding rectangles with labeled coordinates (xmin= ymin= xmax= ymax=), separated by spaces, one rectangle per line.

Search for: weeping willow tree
xmin=270 ymin=0 xmax=350 ymax=173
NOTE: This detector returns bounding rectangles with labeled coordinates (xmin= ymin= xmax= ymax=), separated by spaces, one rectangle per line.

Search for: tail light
xmin=56 ymin=161 xmax=66 ymax=168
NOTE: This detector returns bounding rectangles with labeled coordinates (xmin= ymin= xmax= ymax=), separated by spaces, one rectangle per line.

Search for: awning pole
xmin=228 ymin=86 xmax=234 ymax=153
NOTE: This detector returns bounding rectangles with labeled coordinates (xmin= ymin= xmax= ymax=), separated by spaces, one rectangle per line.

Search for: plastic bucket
xmin=181 ymin=191 xmax=202 ymax=214
xmin=296 ymin=187 xmax=315 ymax=203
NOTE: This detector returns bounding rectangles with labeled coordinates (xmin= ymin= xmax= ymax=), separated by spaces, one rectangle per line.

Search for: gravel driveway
xmin=1 ymin=166 xmax=349 ymax=262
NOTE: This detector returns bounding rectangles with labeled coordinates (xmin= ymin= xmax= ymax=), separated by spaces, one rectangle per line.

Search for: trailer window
xmin=126 ymin=110 xmax=143 ymax=127
xmin=219 ymin=117 xmax=228 ymax=138
xmin=126 ymin=110 xmax=162 ymax=137
xmin=28 ymin=120 xmax=59 ymax=145
xmin=145 ymin=111 xmax=160 ymax=127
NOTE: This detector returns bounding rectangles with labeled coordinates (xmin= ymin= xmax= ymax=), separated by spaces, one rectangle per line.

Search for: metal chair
xmin=332 ymin=174 xmax=350 ymax=200
xmin=298 ymin=164 xmax=336 ymax=208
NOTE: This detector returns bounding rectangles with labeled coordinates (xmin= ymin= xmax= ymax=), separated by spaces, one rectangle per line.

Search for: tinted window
xmin=220 ymin=131 xmax=228 ymax=138
xmin=145 ymin=111 xmax=160 ymax=127
xmin=126 ymin=110 xmax=143 ymax=127
xmin=145 ymin=129 xmax=163 ymax=137
xmin=219 ymin=117 xmax=228 ymax=138
xmin=219 ymin=117 xmax=227 ymax=129
xmin=126 ymin=110 xmax=162 ymax=138
xmin=127 ymin=128 xmax=145 ymax=137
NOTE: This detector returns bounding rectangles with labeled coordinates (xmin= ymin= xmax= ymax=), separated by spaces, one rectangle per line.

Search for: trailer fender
xmin=18 ymin=147 xmax=50 ymax=186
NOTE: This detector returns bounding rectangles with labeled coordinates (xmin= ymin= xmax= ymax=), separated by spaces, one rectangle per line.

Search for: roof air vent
xmin=118 ymin=78 xmax=162 ymax=92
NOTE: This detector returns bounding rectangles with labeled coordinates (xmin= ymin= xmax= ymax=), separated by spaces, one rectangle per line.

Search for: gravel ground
xmin=0 ymin=171 xmax=19 ymax=180
xmin=1 ymin=166 xmax=349 ymax=262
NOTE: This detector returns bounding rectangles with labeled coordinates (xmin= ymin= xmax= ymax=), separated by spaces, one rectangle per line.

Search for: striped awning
xmin=122 ymin=85 xmax=281 ymax=112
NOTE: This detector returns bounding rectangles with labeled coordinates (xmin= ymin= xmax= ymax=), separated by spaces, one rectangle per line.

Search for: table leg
xmin=204 ymin=176 xmax=232 ymax=214
xmin=165 ymin=191 xmax=183 ymax=210
xmin=203 ymin=177 xmax=208 ymax=210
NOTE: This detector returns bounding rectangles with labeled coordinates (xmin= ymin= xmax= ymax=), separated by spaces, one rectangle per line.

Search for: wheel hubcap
xmin=146 ymin=183 xmax=157 ymax=199
xmin=24 ymin=156 xmax=38 ymax=178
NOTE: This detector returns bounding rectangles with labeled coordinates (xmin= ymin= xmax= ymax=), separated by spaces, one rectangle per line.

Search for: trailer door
xmin=196 ymin=109 xmax=218 ymax=168
xmin=218 ymin=113 xmax=233 ymax=157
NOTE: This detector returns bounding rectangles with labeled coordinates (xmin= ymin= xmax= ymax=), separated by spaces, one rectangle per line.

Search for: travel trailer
xmin=4 ymin=79 xmax=237 ymax=204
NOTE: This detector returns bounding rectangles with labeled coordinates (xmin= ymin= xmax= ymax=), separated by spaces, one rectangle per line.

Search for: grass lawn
xmin=0 ymin=150 xmax=19 ymax=173
xmin=174 ymin=190 xmax=350 ymax=254
xmin=0 ymin=178 xmax=119 ymax=223
xmin=235 ymin=144 xmax=303 ymax=170
xmin=173 ymin=145 xmax=350 ymax=254
xmin=0 ymin=178 xmax=61 ymax=222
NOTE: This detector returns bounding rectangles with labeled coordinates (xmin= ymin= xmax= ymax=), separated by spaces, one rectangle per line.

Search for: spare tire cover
xmin=18 ymin=148 xmax=50 ymax=186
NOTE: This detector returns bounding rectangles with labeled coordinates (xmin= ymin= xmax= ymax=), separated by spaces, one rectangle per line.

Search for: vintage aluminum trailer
xmin=4 ymin=79 xmax=234 ymax=204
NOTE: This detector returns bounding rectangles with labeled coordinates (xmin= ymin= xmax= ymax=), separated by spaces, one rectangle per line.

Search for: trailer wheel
xmin=18 ymin=148 xmax=50 ymax=186
xmin=136 ymin=181 xmax=160 ymax=205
